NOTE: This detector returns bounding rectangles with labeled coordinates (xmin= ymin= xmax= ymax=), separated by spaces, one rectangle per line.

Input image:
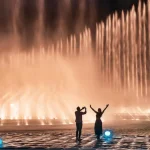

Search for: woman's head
xmin=98 ymin=108 xmax=101 ymax=113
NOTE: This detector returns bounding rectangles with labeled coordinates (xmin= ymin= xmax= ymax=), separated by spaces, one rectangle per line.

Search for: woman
xmin=90 ymin=104 xmax=109 ymax=139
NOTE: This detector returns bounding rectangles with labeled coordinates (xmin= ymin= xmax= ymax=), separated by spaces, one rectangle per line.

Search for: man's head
xmin=77 ymin=106 xmax=80 ymax=111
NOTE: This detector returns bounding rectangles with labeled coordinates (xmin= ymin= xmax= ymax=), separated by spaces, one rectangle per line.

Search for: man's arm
xmin=82 ymin=107 xmax=87 ymax=115
xmin=80 ymin=107 xmax=85 ymax=112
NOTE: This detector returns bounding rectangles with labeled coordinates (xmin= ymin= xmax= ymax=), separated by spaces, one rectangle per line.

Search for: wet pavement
xmin=0 ymin=122 xmax=150 ymax=149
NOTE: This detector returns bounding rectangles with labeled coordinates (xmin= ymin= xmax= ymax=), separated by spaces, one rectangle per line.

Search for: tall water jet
xmin=75 ymin=1 xmax=86 ymax=33
xmin=36 ymin=0 xmax=44 ymax=48
xmin=12 ymin=0 xmax=20 ymax=49
xmin=96 ymin=0 xmax=150 ymax=101
xmin=57 ymin=0 xmax=71 ymax=39
xmin=0 ymin=0 xmax=150 ymax=125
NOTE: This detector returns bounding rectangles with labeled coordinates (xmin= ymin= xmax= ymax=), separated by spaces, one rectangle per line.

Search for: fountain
xmin=96 ymin=0 xmax=150 ymax=100
xmin=0 ymin=0 xmax=150 ymax=126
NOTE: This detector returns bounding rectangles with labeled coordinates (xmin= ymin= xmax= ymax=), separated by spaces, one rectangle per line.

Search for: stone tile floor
xmin=1 ymin=122 xmax=150 ymax=149
xmin=0 ymin=131 xmax=150 ymax=149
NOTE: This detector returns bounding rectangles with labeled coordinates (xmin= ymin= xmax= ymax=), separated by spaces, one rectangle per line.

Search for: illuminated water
xmin=96 ymin=1 xmax=150 ymax=100
xmin=0 ymin=1 xmax=150 ymax=125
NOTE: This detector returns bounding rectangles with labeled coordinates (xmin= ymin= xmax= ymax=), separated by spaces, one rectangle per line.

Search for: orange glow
xmin=0 ymin=0 xmax=149 ymax=125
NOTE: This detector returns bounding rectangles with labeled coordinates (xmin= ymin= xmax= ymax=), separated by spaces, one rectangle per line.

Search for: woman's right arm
xmin=90 ymin=105 xmax=97 ymax=113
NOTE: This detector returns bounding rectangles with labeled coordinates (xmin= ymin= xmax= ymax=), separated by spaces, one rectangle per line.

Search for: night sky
xmin=0 ymin=0 xmax=148 ymax=49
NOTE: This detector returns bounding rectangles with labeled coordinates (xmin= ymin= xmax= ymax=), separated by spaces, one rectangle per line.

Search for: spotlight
xmin=0 ymin=139 xmax=3 ymax=148
xmin=103 ymin=130 xmax=113 ymax=142
xmin=104 ymin=131 xmax=111 ymax=137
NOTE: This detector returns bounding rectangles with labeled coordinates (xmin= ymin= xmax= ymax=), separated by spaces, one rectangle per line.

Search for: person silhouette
xmin=90 ymin=104 xmax=109 ymax=140
xmin=75 ymin=106 xmax=87 ymax=141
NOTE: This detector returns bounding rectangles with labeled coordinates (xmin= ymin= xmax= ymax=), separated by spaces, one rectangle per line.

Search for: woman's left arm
xmin=102 ymin=104 xmax=109 ymax=115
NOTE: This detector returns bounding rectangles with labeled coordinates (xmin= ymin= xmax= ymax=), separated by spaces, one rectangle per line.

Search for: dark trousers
xmin=76 ymin=123 xmax=82 ymax=139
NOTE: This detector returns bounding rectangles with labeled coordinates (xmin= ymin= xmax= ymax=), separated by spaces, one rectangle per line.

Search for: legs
xmin=96 ymin=133 xmax=100 ymax=140
xmin=95 ymin=129 xmax=100 ymax=139
xmin=95 ymin=120 xmax=102 ymax=140
xmin=76 ymin=130 xmax=78 ymax=140
xmin=76 ymin=123 xmax=82 ymax=141
xmin=76 ymin=123 xmax=79 ymax=140
xmin=78 ymin=123 xmax=82 ymax=140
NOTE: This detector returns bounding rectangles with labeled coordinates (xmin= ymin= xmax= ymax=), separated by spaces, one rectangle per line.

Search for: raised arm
xmin=80 ymin=107 xmax=85 ymax=112
xmin=90 ymin=105 xmax=97 ymax=113
xmin=102 ymin=104 xmax=109 ymax=115
xmin=81 ymin=107 xmax=87 ymax=115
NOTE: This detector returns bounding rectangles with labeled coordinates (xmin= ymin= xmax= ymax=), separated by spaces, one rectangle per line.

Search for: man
xmin=75 ymin=106 xmax=87 ymax=141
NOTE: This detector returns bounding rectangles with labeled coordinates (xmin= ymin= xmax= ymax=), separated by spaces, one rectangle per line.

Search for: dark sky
xmin=0 ymin=0 xmax=147 ymax=49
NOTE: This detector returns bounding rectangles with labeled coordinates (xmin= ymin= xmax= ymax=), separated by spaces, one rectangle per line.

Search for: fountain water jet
xmin=96 ymin=0 xmax=150 ymax=101
xmin=0 ymin=1 xmax=150 ymax=126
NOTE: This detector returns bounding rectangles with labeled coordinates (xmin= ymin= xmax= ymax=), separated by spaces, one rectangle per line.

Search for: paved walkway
xmin=1 ymin=122 xmax=150 ymax=149
xmin=0 ymin=130 xmax=150 ymax=149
